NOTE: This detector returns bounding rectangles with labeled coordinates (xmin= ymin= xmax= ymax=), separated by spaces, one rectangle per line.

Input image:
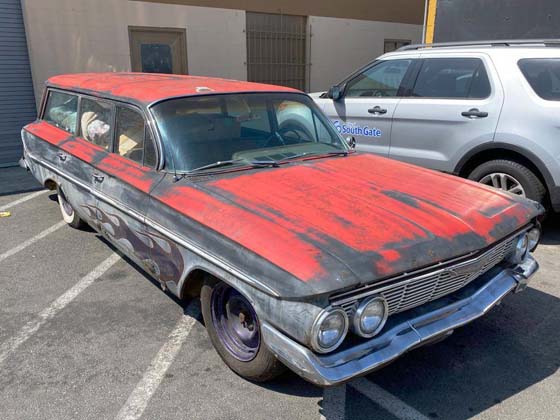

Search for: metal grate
xmin=246 ymin=12 xmax=307 ymax=91
xmin=332 ymin=236 xmax=517 ymax=318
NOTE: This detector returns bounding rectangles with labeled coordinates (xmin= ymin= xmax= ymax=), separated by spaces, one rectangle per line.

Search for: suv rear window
xmin=518 ymin=58 xmax=560 ymax=101
xmin=412 ymin=58 xmax=491 ymax=99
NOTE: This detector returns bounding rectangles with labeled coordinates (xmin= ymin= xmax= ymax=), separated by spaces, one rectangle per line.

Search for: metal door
xmin=246 ymin=12 xmax=307 ymax=90
xmin=389 ymin=54 xmax=504 ymax=172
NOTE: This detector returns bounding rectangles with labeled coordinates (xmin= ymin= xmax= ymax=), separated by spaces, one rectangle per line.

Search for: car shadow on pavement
xmin=541 ymin=213 xmax=560 ymax=245
xmin=354 ymin=285 xmax=560 ymax=420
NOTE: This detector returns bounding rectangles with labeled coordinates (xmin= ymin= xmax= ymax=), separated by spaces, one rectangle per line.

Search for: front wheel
xmin=468 ymin=159 xmax=546 ymax=204
xmin=200 ymin=277 xmax=285 ymax=382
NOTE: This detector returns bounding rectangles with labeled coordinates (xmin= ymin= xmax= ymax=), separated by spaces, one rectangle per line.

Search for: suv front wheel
xmin=468 ymin=159 xmax=546 ymax=204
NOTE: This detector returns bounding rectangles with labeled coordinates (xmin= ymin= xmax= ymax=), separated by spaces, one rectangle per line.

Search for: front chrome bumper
xmin=262 ymin=256 xmax=538 ymax=386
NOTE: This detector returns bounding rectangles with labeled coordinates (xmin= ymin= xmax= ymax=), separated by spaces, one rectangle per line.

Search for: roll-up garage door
xmin=0 ymin=0 xmax=36 ymax=167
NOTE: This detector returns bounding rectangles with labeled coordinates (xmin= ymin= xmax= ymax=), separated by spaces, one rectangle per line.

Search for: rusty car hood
xmin=156 ymin=153 xmax=542 ymax=298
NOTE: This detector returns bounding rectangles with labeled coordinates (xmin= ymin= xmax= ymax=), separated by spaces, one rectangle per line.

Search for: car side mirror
xmin=328 ymin=85 xmax=343 ymax=101
xmin=345 ymin=136 xmax=356 ymax=149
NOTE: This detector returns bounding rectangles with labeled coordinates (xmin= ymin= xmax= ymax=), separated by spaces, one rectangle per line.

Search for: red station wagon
xmin=20 ymin=73 xmax=543 ymax=386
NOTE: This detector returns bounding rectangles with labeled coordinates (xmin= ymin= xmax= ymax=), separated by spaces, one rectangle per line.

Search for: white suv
xmin=311 ymin=40 xmax=560 ymax=211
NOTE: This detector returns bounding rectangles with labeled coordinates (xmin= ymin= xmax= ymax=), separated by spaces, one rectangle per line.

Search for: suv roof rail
xmin=398 ymin=39 xmax=560 ymax=51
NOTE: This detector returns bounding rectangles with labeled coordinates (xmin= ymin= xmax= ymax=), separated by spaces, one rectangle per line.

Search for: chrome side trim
xmin=26 ymin=151 xmax=279 ymax=297
xmin=262 ymin=256 xmax=538 ymax=386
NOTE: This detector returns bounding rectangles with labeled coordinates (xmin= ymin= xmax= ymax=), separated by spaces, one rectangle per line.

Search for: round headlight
xmin=311 ymin=308 xmax=348 ymax=353
xmin=509 ymin=233 xmax=529 ymax=264
xmin=527 ymin=227 xmax=540 ymax=252
xmin=352 ymin=296 xmax=388 ymax=338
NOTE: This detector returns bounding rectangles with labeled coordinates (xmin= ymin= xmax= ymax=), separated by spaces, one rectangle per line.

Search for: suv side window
xmin=345 ymin=60 xmax=412 ymax=98
xmin=115 ymin=106 xmax=157 ymax=168
xmin=79 ymin=97 xmax=114 ymax=150
xmin=518 ymin=58 xmax=560 ymax=101
xmin=43 ymin=91 xmax=78 ymax=134
xmin=412 ymin=58 xmax=491 ymax=99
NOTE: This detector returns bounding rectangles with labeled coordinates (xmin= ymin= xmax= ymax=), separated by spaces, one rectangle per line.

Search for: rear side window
xmin=412 ymin=58 xmax=491 ymax=99
xmin=518 ymin=58 xmax=560 ymax=100
xmin=43 ymin=91 xmax=78 ymax=134
xmin=115 ymin=106 xmax=157 ymax=167
xmin=79 ymin=98 xmax=114 ymax=150
xmin=345 ymin=60 xmax=412 ymax=98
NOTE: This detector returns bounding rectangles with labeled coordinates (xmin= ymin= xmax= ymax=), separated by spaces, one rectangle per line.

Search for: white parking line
xmin=0 ymin=220 xmax=67 ymax=264
xmin=320 ymin=384 xmax=347 ymax=420
xmin=0 ymin=189 xmax=49 ymax=212
xmin=350 ymin=377 xmax=430 ymax=420
xmin=0 ymin=253 xmax=121 ymax=366
xmin=115 ymin=301 xmax=200 ymax=420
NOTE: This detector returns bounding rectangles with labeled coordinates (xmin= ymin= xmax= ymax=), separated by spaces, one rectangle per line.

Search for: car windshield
xmin=151 ymin=93 xmax=347 ymax=172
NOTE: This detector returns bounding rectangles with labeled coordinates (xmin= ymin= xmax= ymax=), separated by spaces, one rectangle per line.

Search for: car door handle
xmin=368 ymin=106 xmax=388 ymax=115
xmin=92 ymin=173 xmax=105 ymax=183
xmin=57 ymin=153 xmax=68 ymax=162
xmin=461 ymin=108 xmax=488 ymax=118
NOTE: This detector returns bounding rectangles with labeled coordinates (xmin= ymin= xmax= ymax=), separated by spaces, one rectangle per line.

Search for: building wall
xmin=21 ymin=0 xmax=247 ymax=106
xmin=308 ymin=16 xmax=423 ymax=92
xmin=21 ymin=0 xmax=422 ymax=106
xmin=133 ymin=0 xmax=425 ymax=25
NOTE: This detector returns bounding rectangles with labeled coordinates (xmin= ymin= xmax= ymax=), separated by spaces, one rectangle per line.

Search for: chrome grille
xmin=332 ymin=236 xmax=517 ymax=317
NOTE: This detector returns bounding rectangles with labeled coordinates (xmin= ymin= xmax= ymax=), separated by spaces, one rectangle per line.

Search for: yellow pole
xmin=425 ymin=0 xmax=438 ymax=44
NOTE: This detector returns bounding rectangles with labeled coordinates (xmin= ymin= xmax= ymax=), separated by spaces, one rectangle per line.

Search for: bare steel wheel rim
xmin=479 ymin=172 xmax=526 ymax=197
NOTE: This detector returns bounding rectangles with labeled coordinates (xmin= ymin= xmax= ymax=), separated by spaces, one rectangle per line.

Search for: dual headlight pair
xmin=310 ymin=296 xmax=388 ymax=354
xmin=311 ymin=226 xmax=541 ymax=354
xmin=508 ymin=227 xmax=540 ymax=264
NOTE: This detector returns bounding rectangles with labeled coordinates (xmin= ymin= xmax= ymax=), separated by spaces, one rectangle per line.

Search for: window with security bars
xmin=246 ymin=12 xmax=307 ymax=91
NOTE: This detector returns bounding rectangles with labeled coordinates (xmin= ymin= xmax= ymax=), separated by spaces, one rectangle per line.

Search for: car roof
xmin=46 ymin=73 xmax=301 ymax=106
xmin=381 ymin=45 xmax=560 ymax=59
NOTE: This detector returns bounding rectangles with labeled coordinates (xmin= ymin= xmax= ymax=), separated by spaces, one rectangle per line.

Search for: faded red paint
xmin=25 ymin=121 xmax=70 ymax=146
xmin=47 ymin=73 xmax=299 ymax=104
xmin=157 ymin=185 xmax=327 ymax=282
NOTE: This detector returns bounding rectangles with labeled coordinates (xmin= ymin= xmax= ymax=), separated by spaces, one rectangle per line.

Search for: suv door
xmin=389 ymin=54 xmax=504 ymax=172
xmin=320 ymin=58 xmax=415 ymax=155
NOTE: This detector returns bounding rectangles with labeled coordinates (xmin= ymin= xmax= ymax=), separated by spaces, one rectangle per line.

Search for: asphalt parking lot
xmin=1 ymin=181 xmax=559 ymax=420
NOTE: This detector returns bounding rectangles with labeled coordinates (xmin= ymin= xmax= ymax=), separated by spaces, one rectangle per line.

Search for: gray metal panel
xmin=0 ymin=0 xmax=36 ymax=167
xmin=434 ymin=0 xmax=560 ymax=42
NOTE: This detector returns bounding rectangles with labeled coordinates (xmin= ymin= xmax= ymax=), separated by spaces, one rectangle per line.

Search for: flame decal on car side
xmin=81 ymin=204 xmax=184 ymax=285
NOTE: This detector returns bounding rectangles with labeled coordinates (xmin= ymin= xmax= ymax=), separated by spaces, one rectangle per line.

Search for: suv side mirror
xmin=328 ymin=85 xmax=343 ymax=101
xmin=345 ymin=136 xmax=356 ymax=149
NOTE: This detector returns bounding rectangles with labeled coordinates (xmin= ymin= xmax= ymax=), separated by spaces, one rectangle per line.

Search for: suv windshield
xmin=151 ymin=93 xmax=347 ymax=172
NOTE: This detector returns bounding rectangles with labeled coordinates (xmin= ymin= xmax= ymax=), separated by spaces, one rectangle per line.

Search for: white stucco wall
xmin=21 ymin=0 xmax=247 ymax=106
xmin=308 ymin=16 xmax=422 ymax=92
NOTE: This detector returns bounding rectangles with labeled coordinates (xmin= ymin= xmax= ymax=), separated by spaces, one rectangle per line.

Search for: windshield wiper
xmin=189 ymin=159 xmax=243 ymax=173
xmin=277 ymin=150 xmax=349 ymax=162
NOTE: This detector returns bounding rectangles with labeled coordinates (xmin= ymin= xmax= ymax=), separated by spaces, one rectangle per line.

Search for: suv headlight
xmin=352 ymin=296 xmax=388 ymax=338
xmin=310 ymin=308 xmax=348 ymax=353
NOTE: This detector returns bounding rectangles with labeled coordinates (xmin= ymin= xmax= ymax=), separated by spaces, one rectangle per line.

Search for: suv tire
xmin=468 ymin=159 xmax=546 ymax=204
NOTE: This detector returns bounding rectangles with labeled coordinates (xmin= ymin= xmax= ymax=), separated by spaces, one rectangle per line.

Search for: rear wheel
xmin=468 ymin=159 xmax=546 ymax=204
xmin=200 ymin=276 xmax=285 ymax=382
xmin=57 ymin=186 xmax=85 ymax=229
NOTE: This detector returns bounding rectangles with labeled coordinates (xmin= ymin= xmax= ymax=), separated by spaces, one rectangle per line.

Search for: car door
xmin=24 ymin=90 xmax=99 ymax=226
xmin=389 ymin=54 xmax=504 ymax=172
xmin=320 ymin=57 xmax=416 ymax=155
xmin=95 ymin=103 xmax=165 ymax=273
